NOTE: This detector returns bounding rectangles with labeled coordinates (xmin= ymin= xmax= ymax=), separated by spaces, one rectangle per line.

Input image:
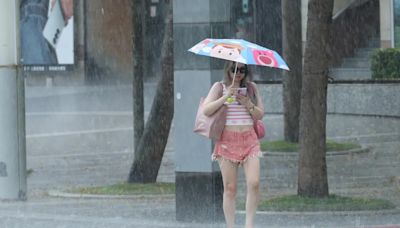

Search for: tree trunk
xmin=127 ymin=2 xmax=173 ymax=183
xmin=131 ymin=0 xmax=145 ymax=150
xmin=282 ymin=0 xmax=303 ymax=142
xmin=297 ymin=0 xmax=333 ymax=197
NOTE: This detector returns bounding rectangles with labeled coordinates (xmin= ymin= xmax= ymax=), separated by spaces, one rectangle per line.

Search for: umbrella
xmin=188 ymin=38 xmax=289 ymax=87
xmin=189 ymin=38 xmax=289 ymax=68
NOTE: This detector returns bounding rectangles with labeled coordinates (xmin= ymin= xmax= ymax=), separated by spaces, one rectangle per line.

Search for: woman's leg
xmin=243 ymin=157 xmax=260 ymax=228
xmin=218 ymin=159 xmax=239 ymax=228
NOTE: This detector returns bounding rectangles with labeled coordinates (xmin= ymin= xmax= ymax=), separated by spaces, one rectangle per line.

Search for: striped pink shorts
xmin=212 ymin=129 xmax=261 ymax=164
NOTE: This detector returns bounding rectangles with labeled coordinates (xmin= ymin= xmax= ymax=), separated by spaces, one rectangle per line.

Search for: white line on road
xmin=26 ymin=111 xmax=134 ymax=116
xmin=28 ymin=150 xmax=132 ymax=158
xmin=29 ymin=146 xmax=174 ymax=158
xmin=0 ymin=210 xmax=188 ymax=227
xmin=27 ymin=127 xmax=133 ymax=139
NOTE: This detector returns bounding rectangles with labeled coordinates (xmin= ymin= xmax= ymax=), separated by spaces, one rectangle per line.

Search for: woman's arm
xmin=202 ymin=82 xmax=228 ymax=116
xmin=250 ymin=82 xmax=265 ymax=120
xmin=237 ymin=82 xmax=264 ymax=120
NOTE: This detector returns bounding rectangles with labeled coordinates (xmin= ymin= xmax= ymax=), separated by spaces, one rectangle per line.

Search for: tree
xmin=128 ymin=1 xmax=174 ymax=183
xmin=131 ymin=0 xmax=145 ymax=150
xmin=282 ymin=0 xmax=303 ymax=142
xmin=297 ymin=0 xmax=334 ymax=197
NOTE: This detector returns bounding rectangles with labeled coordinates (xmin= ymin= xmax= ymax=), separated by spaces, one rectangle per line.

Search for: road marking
xmin=29 ymin=146 xmax=174 ymax=158
xmin=26 ymin=111 xmax=134 ymax=116
xmin=27 ymin=127 xmax=133 ymax=139
xmin=0 ymin=210 xmax=188 ymax=227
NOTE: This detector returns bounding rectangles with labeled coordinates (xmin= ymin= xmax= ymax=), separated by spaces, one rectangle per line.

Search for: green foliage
xmin=325 ymin=140 xmax=361 ymax=151
xmin=69 ymin=182 xmax=175 ymax=195
xmin=260 ymin=140 xmax=361 ymax=152
xmin=238 ymin=195 xmax=395 ymax=211
xmin=260 ymin=140 xmax=297 ymax=152
xmin=371 ymin=48 xmax=400 ymax=79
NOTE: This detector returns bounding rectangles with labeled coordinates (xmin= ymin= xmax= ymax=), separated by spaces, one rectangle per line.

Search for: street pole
xmin=0 ymin=0 xmax=27 ymax=200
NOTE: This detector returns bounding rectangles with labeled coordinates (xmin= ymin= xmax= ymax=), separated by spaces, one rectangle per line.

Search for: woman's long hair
xmin=222 ymin=61 xmax=257 ymax=104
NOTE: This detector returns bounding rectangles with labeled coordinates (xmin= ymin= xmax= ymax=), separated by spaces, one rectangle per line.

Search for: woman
xmin=202 ymin=61 xmax=264 ymax=228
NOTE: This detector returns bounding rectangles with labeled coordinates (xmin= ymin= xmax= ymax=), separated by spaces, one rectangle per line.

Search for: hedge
xmin=370 ymin=48 xmax=400 ymax=79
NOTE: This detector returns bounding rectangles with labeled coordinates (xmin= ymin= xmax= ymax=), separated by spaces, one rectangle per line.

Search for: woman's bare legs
xmin=218 ymin=159 xmax=239 ymax=228
xmin=243 ymin=157 xmax=260 ymax=228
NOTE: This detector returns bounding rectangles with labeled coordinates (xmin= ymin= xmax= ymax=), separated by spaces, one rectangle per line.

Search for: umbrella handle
xmin=226 ymin=62 xmax=238 ymax=104
xmin=230 ymin=61 xmax=238 ymax=87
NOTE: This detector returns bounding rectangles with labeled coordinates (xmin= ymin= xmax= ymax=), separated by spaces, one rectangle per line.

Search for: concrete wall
xmin=259 ymin=83 xmax=400 ymax=117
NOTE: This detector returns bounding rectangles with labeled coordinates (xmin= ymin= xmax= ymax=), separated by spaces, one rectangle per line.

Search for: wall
xmin=259 ymin=83 xmax=400 ymax=117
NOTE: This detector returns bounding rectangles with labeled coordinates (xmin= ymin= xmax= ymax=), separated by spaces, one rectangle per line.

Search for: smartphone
xmin=43 ymin=0 xmax=65 ymax=49
xmin=237 ymin=87 xmax=247 ymax=96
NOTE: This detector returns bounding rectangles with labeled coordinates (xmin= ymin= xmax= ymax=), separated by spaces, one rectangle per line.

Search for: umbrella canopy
xmin=188 ymin=38 xmax=289 ymax=71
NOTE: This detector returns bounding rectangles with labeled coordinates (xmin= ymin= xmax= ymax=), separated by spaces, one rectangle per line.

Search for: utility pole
xmin=0 ymin=0 xmax=27 ymax=200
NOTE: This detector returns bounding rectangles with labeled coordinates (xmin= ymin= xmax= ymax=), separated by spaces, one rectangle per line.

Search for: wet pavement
xmin=0 ymin=84 xmax=399 ymax=227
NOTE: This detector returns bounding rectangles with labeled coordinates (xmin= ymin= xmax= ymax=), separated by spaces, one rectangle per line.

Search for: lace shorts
xmin=212 ymin=128 xmax=261 ymax=164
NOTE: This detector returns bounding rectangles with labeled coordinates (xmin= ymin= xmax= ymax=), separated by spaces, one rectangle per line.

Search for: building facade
xmin=22 ymin=0 xmax=400 ymax=85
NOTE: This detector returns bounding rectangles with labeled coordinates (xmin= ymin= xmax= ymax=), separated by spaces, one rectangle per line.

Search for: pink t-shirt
xmin=222 ymin=84 xmax=253 ymax=126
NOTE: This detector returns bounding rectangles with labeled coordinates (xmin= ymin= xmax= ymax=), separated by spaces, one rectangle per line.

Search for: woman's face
xmin=229 ymin=63 xmax=247 ymax=82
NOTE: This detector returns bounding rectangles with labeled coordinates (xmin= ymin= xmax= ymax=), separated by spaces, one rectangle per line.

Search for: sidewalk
xmin=2 ymin=84 xmax=399 ymax=227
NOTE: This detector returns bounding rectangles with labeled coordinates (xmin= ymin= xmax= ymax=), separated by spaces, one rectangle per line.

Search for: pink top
xmin=222 ymin=84 xmax=253 ymax=126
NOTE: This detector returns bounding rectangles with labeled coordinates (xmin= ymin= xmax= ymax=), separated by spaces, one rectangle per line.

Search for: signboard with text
xmin=20 ymin=0 xmax=74 ymax=71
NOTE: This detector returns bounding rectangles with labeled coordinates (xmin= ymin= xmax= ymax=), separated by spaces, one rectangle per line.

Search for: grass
xmin=69 ymin=183 xmax=395 ymax=212
xmin=260 ymin=140 xmax=361 ymax=152
xmin=68 ymin=182 xmax=175 ymax=195
xmin=238 ymin=195 xmax=396 ymax=212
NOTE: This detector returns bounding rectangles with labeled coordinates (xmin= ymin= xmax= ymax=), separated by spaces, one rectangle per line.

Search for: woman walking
xmin=202 ymin=61 xmax=264 ymax=228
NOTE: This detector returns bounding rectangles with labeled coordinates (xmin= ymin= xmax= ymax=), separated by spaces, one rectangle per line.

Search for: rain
xmin=0 ymin=0 xmax=400 ymax=227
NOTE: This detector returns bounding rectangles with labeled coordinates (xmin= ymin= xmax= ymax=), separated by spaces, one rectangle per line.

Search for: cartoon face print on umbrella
xmin=189 ymin=39 xmax=211 ymax=53
xmin=188 ymin=38 xmax=289 ymax=70
xmin=251 ymin=49 xmax=279 ymax=67
xmin=209 ymin=43 xmax=246 ymax=63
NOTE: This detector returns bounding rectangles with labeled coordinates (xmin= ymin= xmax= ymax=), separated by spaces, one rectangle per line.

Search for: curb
xmin=238 ymin=208 xmax=400 ymax=216
xmin=263 ymin=145 xmax=370 ymax=157
xmin=48 ymin=190 xmax=175 ymax=200
xmin=48 ymin=190 xmax=400 ymax=217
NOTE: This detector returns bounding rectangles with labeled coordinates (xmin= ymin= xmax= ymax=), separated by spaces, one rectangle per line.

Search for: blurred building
xmin=21 ymin=0 xmax=400 ymax=85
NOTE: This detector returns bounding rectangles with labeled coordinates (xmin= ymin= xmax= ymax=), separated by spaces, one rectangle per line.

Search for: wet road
xmin=3 ymin=84 xmax=398 ymax=227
